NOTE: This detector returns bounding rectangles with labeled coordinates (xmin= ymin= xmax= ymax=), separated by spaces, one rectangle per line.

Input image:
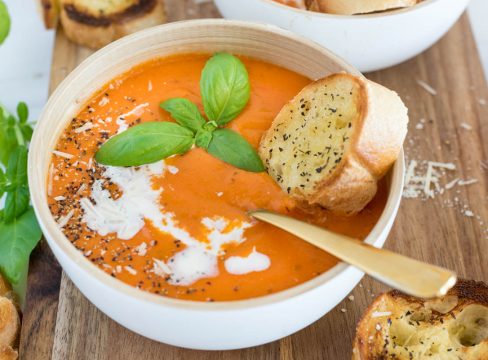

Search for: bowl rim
xmin=29 ymin=18 xmax=405 ymax=312
xmin=258 ymin=0 xmax=440 ymax=19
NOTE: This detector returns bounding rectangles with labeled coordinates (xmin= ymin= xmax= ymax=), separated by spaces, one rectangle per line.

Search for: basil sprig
xmin=96 ymin=53 xmax=264 ymax=173
xmin=0 ymin=103 xmax=42 ymax=293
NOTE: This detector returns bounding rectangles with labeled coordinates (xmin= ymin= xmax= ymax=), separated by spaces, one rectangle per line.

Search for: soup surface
xmin=48 ymin=54 xmax=387 ymax=301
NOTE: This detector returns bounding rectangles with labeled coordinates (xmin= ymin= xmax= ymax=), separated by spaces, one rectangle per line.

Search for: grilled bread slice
xmin=306 ymin=0 xmax=418 ymax=15
xmin=0 ymin=346 xmax=17 ymax=360
xmin=38 ymin=0 xmax=166 ymax=49
xmin=259 ymin=73 xmax=408 ymax=215
xmin=353 ymin=280 xmax=488 ymax=360
xmin=0 ymin=297 xmax=18 ymax=350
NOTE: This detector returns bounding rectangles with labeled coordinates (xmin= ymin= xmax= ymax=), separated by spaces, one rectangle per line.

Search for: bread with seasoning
xmin=305 ymin=0 xmax=418 ymax=15
xmin=352 ymin=279 xmax=488 ymax=359
xmin=259 ymin=73 xmax=408 ymax=215
xmin=37 ymin=0 xmax=60 ymax=29
xmin=38 ymin=0 xmax=166 ymax=49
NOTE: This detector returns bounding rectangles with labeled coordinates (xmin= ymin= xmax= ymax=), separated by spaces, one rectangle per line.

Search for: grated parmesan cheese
xmin=416 ymin=79 xmax=437 ymax=96
xmin=74 ymin=122 xmax=94 ymax=133
xmin=52 ymin=150 xmax=74 ymax=159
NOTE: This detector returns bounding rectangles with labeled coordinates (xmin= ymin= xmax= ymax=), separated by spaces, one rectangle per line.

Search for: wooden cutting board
xmin=19 ymin=1 xmax=488 ymax=359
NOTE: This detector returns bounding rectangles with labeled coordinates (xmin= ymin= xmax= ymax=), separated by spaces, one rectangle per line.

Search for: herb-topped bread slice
xmin=259 ymin=73 xmax=408 ymax=215
xmin=39 ymin=0 xmax=166 ymax=48
xmin=353 ymin=280 xmax=488 ymax=359
xmin=306 ymin=0 xmax=418 ymax=15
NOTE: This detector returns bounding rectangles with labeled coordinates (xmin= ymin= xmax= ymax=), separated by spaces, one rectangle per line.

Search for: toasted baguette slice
xmin=259 ymin=73 xmax=408 ymax=215
xmin=306 ymin=0 xmax=418 ymax=15
xmin=0 ymin=277 xmax=9 ymax=299
xmin=0 ymin=298 xmax=19 ymax=349
xmin=353 ymin=280 xmax=488 ymax=360
xmin=0 ymin=346 xmax=17 ymax=360
xmin=59 ymin=0 xmax=166 ymax=49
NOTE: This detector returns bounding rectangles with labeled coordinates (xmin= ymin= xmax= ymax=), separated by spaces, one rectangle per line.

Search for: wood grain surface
xmin=19 ymin=1 xmax=488 ymax=359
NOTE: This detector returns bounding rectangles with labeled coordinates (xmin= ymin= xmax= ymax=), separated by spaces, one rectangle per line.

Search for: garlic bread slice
xmin=60 ymin=0 xmax=166 ymax=49
xmin=259 ymin=73 xmax=407 ymax=215
xmin=353 ymin=280 xmax=488 ymax=360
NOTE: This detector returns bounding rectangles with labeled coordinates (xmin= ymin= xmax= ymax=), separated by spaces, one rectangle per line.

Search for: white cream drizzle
xmin=224 ymin=247 xmax=271 ymax=275
xmin=80 ymin=158 xmax=268 ymax=286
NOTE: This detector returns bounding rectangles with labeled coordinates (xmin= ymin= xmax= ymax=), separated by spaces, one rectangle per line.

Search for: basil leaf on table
xmin=0 ymin=167 xmax=6 ymax=198
xmin=160 ymin=98 xmax=206 ymax=133
xmin=0 ymin=208 xmax=43 ymax=285
xmin=96 ymin=122 xmax=195 ymax=166
xmin=3 ymin=146 xmax=29 ymax=222
xmin=0 ymin=0 xmax=10 ymax=45
xmin=0 ymin=105 xmax=34 ymax=165
xmin=200 ymin=53 xmax=250 ymax=126
xmin=207 ymin=129 xmax=264 ymax=172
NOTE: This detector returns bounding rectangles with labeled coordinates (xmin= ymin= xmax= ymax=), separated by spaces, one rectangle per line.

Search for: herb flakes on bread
xmin=353 ymin=279 xmax=488 ymax=359
xmin=259 ymin=73 xmax=408 ymax=215
xmin=39 ymin=0 xmax=166 ymax=49
xmin=306 ymin=0 xmax=419 ymax=15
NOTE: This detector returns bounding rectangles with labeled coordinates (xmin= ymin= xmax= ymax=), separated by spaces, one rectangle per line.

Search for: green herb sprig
xmin=96 ymin=53 xmax=265 ymax=172
xmin=0 ymin=103 xmax=42 ymax=292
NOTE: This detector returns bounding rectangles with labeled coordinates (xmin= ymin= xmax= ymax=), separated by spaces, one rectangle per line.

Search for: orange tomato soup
xmin=48 ymin=54 xmax=386 ymax=301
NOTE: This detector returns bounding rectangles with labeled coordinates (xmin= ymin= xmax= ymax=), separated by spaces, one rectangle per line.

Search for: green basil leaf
xmin=207 ymin=129 xmax=264 ymax=172
xmin=96 ymin=122 xmax=195 ymax=167
xmin=20 ymin=123 xmax=33 ymax=141
xmin=0 ymin=0 xmax=10 ymax=45
xmin=4 ymin=186 xmax=29 ymax=223
xmin=6 ymin=145 xmax=27 ymax=185
xmin=0 ymin=208 xmax=42 ymax=285
xmin=3 ymin=146 xmax=29 ymax=222
xmin=195 ymin=129 xmax=213 ymax=149
xmin=17 ymin=102 xmax=28 ymax=124
xmin=160 ymin=98 xmax=206 ymax=133
xmin=200 ymin=53 xmax=250 ymax=126
xmin=0 ymin=167 xmax=5 ymax=198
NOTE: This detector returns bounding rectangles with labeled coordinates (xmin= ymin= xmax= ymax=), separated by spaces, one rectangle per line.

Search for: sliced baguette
xmin=0 ymin=346 xmax=17 ymax=360
xmin=0 ymin=298 xmax=18 ymax=350
xmin=59 ymin=0 xmax=166 ymax=49
xmin=353 ymin=280 xmax=488 ymax=360
xmin=259 ymin=73 xmax=408 ymax=215
xmin=306 ymin=0 xmax=418 ymax=15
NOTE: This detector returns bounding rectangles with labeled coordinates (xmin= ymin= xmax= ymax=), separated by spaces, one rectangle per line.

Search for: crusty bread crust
xmin=60 ymin=0 xmax=166 ymax=49
xmin=0 ymin=298 xmax=19 ymax=350
xmin=306 ymin=0 xmax=418 ymax=15
xmin=259 ymin=73 xmax=408 ymax=215
xmin=37 ymin=0 xmax=60 ymax=29
xmin=352 ymin=280 xmax=488 ymax=359
xmin=0 ymin=346 xmax=17 ymax=360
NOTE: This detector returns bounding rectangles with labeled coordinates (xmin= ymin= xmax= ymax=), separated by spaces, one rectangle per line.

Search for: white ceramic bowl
xmin=29 ymin=19 xmax=405 ymax=350
xmin=214 ymin=0 xmax=471 ymax=72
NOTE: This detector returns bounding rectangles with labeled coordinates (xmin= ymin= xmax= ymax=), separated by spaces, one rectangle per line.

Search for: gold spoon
xmin=249 ymin=209 xmax=456 ymax=298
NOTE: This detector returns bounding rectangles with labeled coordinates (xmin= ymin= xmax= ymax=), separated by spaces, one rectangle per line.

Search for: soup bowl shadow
xmin=29 ymin=19 xmax=405 ymax=350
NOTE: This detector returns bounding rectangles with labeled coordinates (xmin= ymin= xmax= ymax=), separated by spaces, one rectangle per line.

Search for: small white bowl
xmin=214 ymin=0 xmax=471 ymax=72
xmin=29 ymin=19 xmax=405 ymax=350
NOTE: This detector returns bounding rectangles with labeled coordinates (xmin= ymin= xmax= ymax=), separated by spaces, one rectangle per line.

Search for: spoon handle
xmin=250 ymin=210 xmax=456 ymax=298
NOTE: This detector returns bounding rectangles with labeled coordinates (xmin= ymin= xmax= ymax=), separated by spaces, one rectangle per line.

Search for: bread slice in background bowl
xmin=214 ymin=0 xmax=471 ymax=72
xmin=28 ymin=19 xmax=405 ymax=350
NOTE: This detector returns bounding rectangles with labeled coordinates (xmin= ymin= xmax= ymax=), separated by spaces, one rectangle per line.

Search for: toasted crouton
xmin=259 ymin=73 xmax=408 ymax=215
xmin=352 ymin=280 xmax=488 ymax=360
xmin=306 ymin=0 xmax=418 ymax=15
xmin=0 ymin=298 xmax=19 ymax=349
